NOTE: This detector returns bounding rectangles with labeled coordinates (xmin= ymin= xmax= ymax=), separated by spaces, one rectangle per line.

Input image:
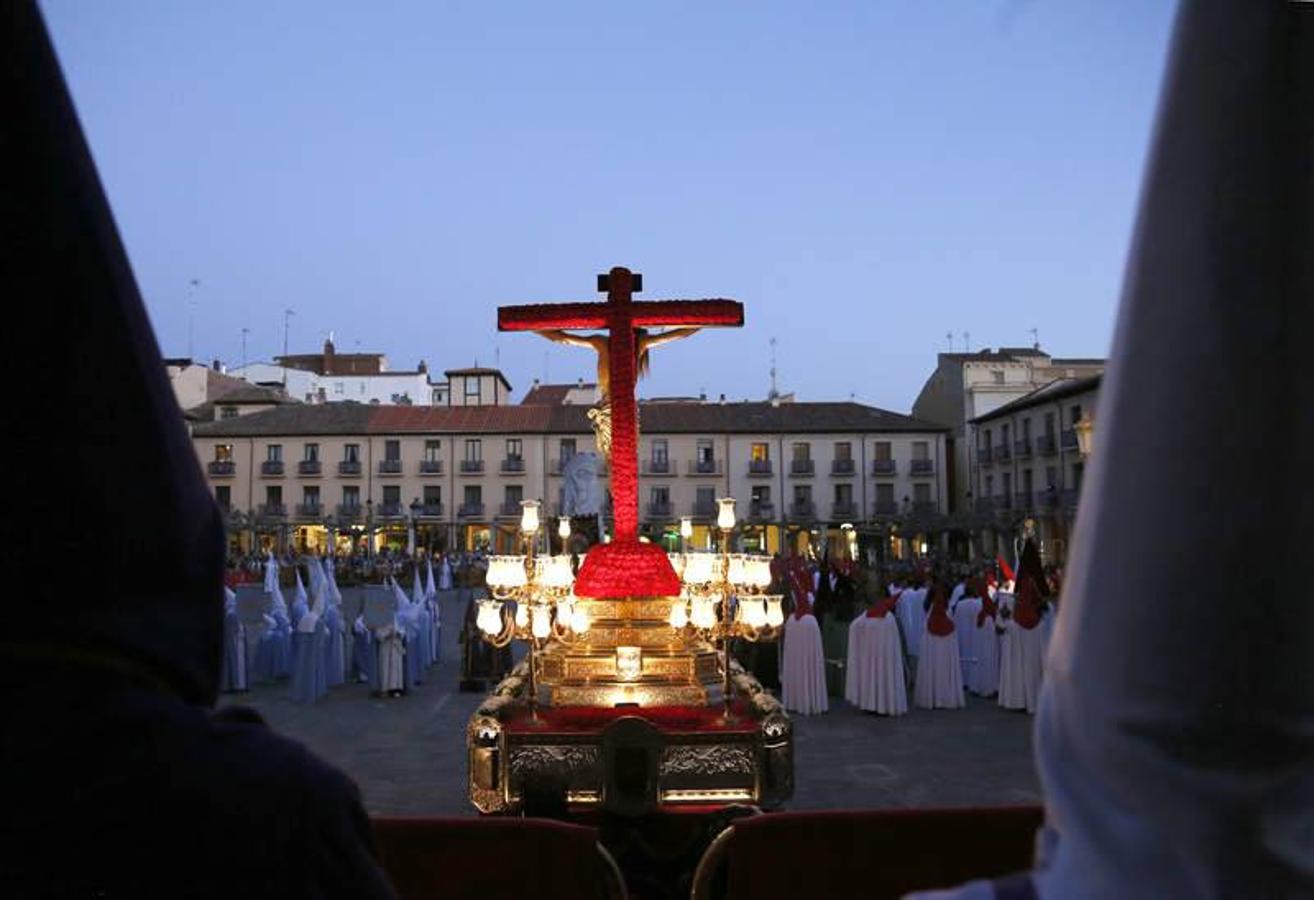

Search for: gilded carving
xmin=508 ymin=745 xmax=602 ymax=786
xmin=661 ymin=745 xmax=756 ymax=777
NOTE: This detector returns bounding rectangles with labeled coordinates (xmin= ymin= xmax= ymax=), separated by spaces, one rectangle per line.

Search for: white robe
xmin=375 ymin=623 xmax=406 ymax=693
xmin=997 ymin=617 xmax=1045 ymax=713
xmin=969 ymin=613 xmax=1001 ymax=697
xmin=845 ymin=614 xmax=907 ymax=715
xmin=914 ymin=628 xmax=965 ymax=710
xmin=898 ymin=588 xmax=927 ymax=658
xmin=952 ymin=596 xmax=982 ymax=685
xmin=782 ymin=613 xmax=828 ymax=715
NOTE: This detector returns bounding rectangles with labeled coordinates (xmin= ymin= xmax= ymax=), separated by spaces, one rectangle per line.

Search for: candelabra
xmin=667 ymin=497 xmax=784 ymax=721
xmin=475 ymin=500 xmax=589 ymax=722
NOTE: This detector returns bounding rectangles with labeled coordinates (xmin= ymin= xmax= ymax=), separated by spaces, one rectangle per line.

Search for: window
xmin=422 ymin=486 xmax=441 ymax=506
xmin=504 ymin=485 xmax=523 ymax=506
xmin=465 ymin=378 xmax=481 ymax=400
xmin=424 ymin=440 xmax=441 ymax=462
xmin=266 ymin=444 xmax=282 ymax=462
xmin=1021 ymin=419 xmax=1032 ymax=441
xmin=506 ymin=438 xmax=522 ymax=461
xmin=874 ymin=441 xmax=892 ymax=461
xmin=696 ymin=439 xmax=714 ymax=464
xmin=343 ymin=486 xmax=360 ymax=508
xmin=465 ymin=439 xmax=482 ymax=462
xmin=1022 ymin=469 xmax=1033 ymax=495
xmin=914 ymin=483 xmax=932 ymax=504
xmin=382 ymin=486 xmax=401 ymax=507
xmin=304 ymin=443 xmax=319 ymax=462
xmin=1045 ymin=412 xmax=1056 ymax=436
xmin=219 ymin=406 xmax=239 ymax=419
xmin=876 ymin=483 xmax=894 ymax=507
xmin=214 ymin=444 xmax=233 ymax=462
xmin=215 ymin=485 xmax=230 ymax=510
xmin=1073 ymin=462 xmax=1085 ymax=493
xmin=751 ymin=486 xmax=771 ymax=504
xmin=334 ymin=382 xmax=344 ymax=396
xmin=265 ymin=485 xmax=282 ymax=505
xmin=303 ymin=486 xmax=320 ymax=506
xmin=835 ymin=483 xmax=853 ymax=504
xmin=696 ymin=486 xmax=716 ymax=509
xmin=463 ymin=485 xmax=482 ymax=506
xmin=913 ymin=441 xmax=929 ymax=460
xmin=1000 ymin=425 xmax=1010 ymax=446
xmin=651 ymin=439 xmax=668 ymax=465
xmin=1070 ymin=404 xmax=1084 ymax=426
xmin=792 ymin=442 xmax=810 ymax=462
xmin=986 ymin=475 xmax=994 ymax=497
xmin=983 ymin=429 xmax=993 ymax=450
xmin=992 ymin=370 xmax=1005 ymax=384
xmin=793 ymin=485 xmax=812 ymax=504
xmin=385 ymin=440 xmax=401 ymax=462
xmin=650 ymin=486 xmax=670 ymax=507
xmin=560 ymin=439 xmax=576 ymax=462
xmin=1002 ymin=472 xmax=1013 ymax=496
xmin=834 ymin=442 xmax=852 ymax=461
xmin=344 ymin=444 xmax=360 ymax=463
xmin=751 ymin=443 xmax=770 ymax=461
xmin=1046 ymin=466 xmax=1058 ymax=489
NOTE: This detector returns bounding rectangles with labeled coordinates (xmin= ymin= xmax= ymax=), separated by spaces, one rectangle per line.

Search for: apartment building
xmin=193 ymin=391 xmax=948 ymax=559
xmin=967 ymin=374 xmax=1101 ymax=564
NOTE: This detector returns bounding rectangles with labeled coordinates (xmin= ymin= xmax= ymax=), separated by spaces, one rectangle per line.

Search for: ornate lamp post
xmin=408 ymin=497 xmax=423 ymax=559
xmin=476 ymin=500 xmax=590 ymax=723
xmin=668 ymin=497 xmax=783 ymax=722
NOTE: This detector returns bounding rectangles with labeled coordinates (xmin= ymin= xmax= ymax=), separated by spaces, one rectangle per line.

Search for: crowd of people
xmin=770 ymin=539 xmax=1060 ymax=718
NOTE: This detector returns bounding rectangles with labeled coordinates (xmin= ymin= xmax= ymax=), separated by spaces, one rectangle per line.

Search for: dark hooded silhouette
xmin=0 ymin=3 xmax=395 ymax=895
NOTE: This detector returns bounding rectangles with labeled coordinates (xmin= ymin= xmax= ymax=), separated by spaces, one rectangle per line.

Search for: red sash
xmin=927 ymin=594 xmax=954 ymax=636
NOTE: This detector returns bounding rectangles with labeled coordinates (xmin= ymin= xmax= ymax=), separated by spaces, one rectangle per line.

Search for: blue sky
xmin=42 ymin=1 xmax=1176 ymax=411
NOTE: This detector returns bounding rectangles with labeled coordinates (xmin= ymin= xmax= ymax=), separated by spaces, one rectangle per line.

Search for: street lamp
xmin=679 ymin=515 xmax=693 ymax=553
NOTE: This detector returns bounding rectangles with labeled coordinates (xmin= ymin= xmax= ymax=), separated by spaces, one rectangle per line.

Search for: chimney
xmin=699 ymin=390 xmax=707 ymax=402
xmin=418 ymin=359 xmax=427 ymax=374
xmin=211 ymin=359 xmax=221 ymax=371
xmin=577 ymin=376 xmax=584 ymax=388
xmin=718 ymin=393 xmax=726 ymax=405
xmin=323 ymin=337 xmax=336 ymax=374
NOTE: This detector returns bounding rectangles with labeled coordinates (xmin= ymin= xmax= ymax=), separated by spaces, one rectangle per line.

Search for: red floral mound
xmin=573 ymin=539 xmax=680 ymax=598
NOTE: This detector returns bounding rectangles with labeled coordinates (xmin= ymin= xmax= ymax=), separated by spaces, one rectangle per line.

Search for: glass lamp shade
xmin=519 ymin=500 xmax=541 ymax=534
xmin=668 ymin=601 xmax=689 ymax=629
xmin=727 ymin=555 xmax=747 ymax=587
xmin=751 ymin=558 xmax=774 ymax=589
xmin=569 ymin=606 xmax=590 ymax=634
xmin=556 ymin=597 xmax=574 ymax=623
xmin=744 ymin=599 xmax=767 ymax=628
xmin=514 ymin=602 xmax=529 ymax=629
xmin=765 ymin=595 xmax=784 ymax=627
xmin=691 ymin=597 xmax=717 ymax=630
xmin=540 ymin=555 xmax=574 ymax=590
xmin=716 ymin=497 xmax=737 ymax=531
xmin=488 ymin=556 xmax=528 ymax=590
xmin=679 ymin=516 xmax=693 ymax=540
xmin=667 ymin=552 xmax=686 ymax=579
xmin=476 ymin=600 xmax=503 ymax=635
xmin=558 ymin=516 xmax=571 ymax=540
xmin=531 ymin=606 xmax=551 ymax=639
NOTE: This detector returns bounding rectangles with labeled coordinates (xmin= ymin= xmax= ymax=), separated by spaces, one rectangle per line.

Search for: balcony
xmin=873 ymin=500 xmax=899 ymax=515
xmin=789 ymin=501 xmax=816 ymax=519
xmin=692 ymin=500 xmax=717 ymax=518
xmin=418 ymin=459 xmax=444 ymax=475
xmin=994 ymin=494 xmax=1013 ymax=511
xmin=417 ymin=503 xmax=444 ymax=518
xmin=258 ymin=503 xmax=286 ymax=517
xmin=1037 ymin=434 xmax=1058 ymax=456
xmin=336 ymin=503 xmax=363 ymax=520
xmin=993 ymin=445 xmax=1011 ymax=462
xmin=460 ymin=459 xmax=485 ymax=475
xmin=1060 ymin=430 xmax=1079 ymax=451
xmin=871 ymin=459 xmax=897 ymax=476
xmin=498 ymin=502 xmax=525 ymax=518
xmin=297 ymin=460 xmax=322 ymax=476
xmin=912 ymin=500 xmax=938 ymax=514
xmin=295 ymin=503 xmax=323 ymax=518
xmin=1014 ymin=439 xmax=1032 ymax=459
xmin=207 ymin=460 xmax=235 ymax=477
xmin=500 ymin=458 xmax=526 ymax=474
xmin=789 ymin=459 xmax=815 ymax=476
xmin=378 ymin=502 xmax=404 ymax=518
xmin=830 ymin=459 xmax=855 ymax=476
xmin=641 ymin=458 xmax=674 ymax=476
xmin=748 ymin=501 xmax=775 ymax=520
xmin=646 ymin=501 xmax=673 ymax=519
xmin=378 ymin=459 xmax=403 ymax=476
xmin=687 ymin=458 xmax=722 ymax=476
xmin=260 ymin=460 xmax=284 ymax=477
xmin=832 ymin=501 xmax=858 ymax=519
xmin=910 ymin=458 xmax=935 ymax=475
xmin=458 ymin=503 xmax=485 ymax=518
xmin=338 ymin=460 xmax=362 ymax=476
xmin=748 ymin=460 xmax=773 ymax=477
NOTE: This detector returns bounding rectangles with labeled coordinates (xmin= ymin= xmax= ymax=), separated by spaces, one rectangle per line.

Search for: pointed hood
xmin=1034 ymin=4 xmax=1314 ymax=897
xmin=424 ymin=558 xmax=437 ymax=600
xmin=263 ymin=552 xmax=279 ymax=593
xmin=412 ymin=567 xmax=424 ymax=608
xmin=1 ymin=2 xmax=224 ymax=705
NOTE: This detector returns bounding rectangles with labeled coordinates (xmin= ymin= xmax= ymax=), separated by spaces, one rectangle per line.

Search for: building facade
xmin=966 ymin=375 xmax=1101 ymax=565
xmin=192 ymin=393 xmax=949 ymax=564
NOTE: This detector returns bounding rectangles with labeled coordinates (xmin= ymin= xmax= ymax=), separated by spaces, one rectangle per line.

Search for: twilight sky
xmin=41 ymin=1 xmax=1176 ymax=411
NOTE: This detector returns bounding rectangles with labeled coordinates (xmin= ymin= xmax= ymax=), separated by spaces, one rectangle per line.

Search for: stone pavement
xmin=220 ymin=591 xmax=1042 ymax=816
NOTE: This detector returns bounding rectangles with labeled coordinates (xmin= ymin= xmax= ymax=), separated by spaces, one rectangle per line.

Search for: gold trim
xmin=690 ymin=825 xmax=736 ymax=900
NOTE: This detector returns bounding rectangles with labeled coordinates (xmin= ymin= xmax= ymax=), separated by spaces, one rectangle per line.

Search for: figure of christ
xmin=536 ymin=326 xmax=702 ymax=458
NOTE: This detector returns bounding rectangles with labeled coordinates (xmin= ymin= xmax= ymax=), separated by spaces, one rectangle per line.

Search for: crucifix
xmin=499 ymin=267 xmax=743 ymax=550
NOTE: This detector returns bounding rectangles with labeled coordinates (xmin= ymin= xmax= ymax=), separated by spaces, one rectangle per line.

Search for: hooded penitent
xmin=1029 ymin=3 xmax=1314 ymax=897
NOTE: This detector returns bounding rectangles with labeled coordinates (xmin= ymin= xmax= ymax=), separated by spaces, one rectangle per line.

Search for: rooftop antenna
xmin=282 ymin=307 xmax=294 ymax=387
xmin=945 ymin=330 xmax=954 ymax=351
xmin=1028 ymin=327 xmax=1040 ymax=349
xmin=240 ymin=327 xmax=249 ymax=372
xmin=964 ymin=330 xmax=971 ymax=352
xmin=768 ymin=337 xmax=778 ymax=400
xmin=186 ymin=279 xmax=200 ymax=358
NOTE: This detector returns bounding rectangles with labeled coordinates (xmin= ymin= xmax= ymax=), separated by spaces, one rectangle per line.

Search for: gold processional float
xmin=467 ymin=268 xmax=793 ymax=815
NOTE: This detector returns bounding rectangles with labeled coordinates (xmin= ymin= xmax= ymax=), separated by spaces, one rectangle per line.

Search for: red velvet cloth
xmin=501 ymin=700 xmax=760 ymax=736
xmin=926 ymin=588 xmax=954 ymax=636
xmin=724 ymin=807 xmax=1043 ymax=900
xmin=372 ymin=817 xmax=606 ymax=900
xmin=573 ymin=540 xmax=681 ymax=598
xmin=1013 ymin=578 xmax=1041 ymax=630
xmin=978 ymin=594 xmax=998 ymax=628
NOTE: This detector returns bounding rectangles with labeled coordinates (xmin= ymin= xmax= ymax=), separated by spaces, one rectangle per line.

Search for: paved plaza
xmin=220 ymin=592 xmax=1042 ymax=817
